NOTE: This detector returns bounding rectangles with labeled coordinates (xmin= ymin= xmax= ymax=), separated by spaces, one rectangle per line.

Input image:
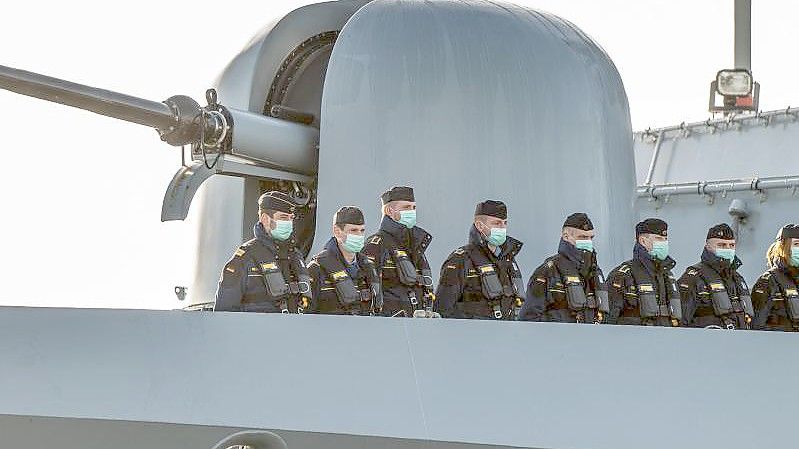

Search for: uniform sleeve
xmin=678 ymin=270 xmax=701 ymax=327
xmin=434 ymin=253 xmax=465 ymax=318
xmin=751 ymin=275 xmax=774 ymax=330
xmin=519 ymin=263 xmax=548 ymax=321
xmin=606 ymin=267 xmax=627 ymax=325
xmin=306 ymin=259 xmax=323 ymax=313
xmin=214 ymin=254 xmax=247 ymax=312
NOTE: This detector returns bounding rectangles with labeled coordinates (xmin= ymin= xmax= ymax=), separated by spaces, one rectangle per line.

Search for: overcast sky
xmin=1 ymin=0 xmax=796 ymax=309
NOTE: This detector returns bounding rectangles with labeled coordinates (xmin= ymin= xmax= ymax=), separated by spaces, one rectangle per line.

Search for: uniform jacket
xmin=214 ymin=222 xmax=310 ymax=313
xmin=607 ymin=243 xmax=679 ymax=326
xmin=520 ymin=240 xmax=606 ymax=323
xmin=307 ymin=237 xmax=382 ymax=315
xmin=679 ymin=249 xmax=751 ymax=329
xmin=434 ymin=225 xmax=524 ymax=319
xmin=751 ymin=262 xmax=799 ymax=331
xmin=363 ymin=216 xmax=433 ymax=316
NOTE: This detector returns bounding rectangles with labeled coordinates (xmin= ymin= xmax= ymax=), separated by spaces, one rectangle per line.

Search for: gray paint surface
xmin=0 ymin=306 xmax=797 ymax=449
xmin=317 ymin=0 xmax=634 ymax=283
xmin=633 ymin=114 xmax=799 ymax=282
xmin=189 ymin=0 xmax=371 ymax=305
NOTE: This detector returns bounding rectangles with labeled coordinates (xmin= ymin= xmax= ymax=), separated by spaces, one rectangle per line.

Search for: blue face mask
xmin=397 ymin=209 xmax=417 ymax=229
xmin=715 ymin=248 xmax=736 ymax=262
xmin=575 ymin=239 xmax=593 ymax=252
xmin=791 ymin=247 xmax=799 ymax=267
xmin=270 ymin=219 xmax=293 ymax=241
xmin=485 ymin=227 xmax=507 ymax=247
xmin=343 ymin=234 xmax=365 ymax=253
xmin=650 ymin=240 xmax=669 ymax=261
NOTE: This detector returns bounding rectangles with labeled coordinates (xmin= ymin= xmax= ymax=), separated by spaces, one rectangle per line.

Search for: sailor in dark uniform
xmin=519 ymin=213 xmax=608 ymax=323
xmin=363 ymin=186 xmax=435 ymax=317
xmin=751 ymin=224 xmax=799 ymax=331
xmin=678 ymin=223 xmax=753 ymax=329
xmin=607 ymin=218 xmax=681 ymax=327
xmin=307 ymin=207 xmax=383 ymax=316
xmin=434 ymin=200 xmax=525 ymax=319
xmin=213 ymin=191 xmax=312 ymax=313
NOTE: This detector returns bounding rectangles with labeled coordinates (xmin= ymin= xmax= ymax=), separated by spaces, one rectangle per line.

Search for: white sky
xmin=1 ymin=0 xmax=797 ymax=309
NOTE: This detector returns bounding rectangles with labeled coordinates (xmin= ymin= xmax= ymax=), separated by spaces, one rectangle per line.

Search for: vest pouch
xmin=739 ymin=293 xmax=755 ymax=317
xmin=393 ymin=250 xmax=419 ymax=286
xmin=259 ymin=262 xmax=289 ymax=297
xmin=565 ymin=277 xmax=587 ymax=310
xmin=596 ymin=289 xmax=610 ymax=313
xmin=477 ymin=264 xmax=504 ymax=299
xmin=330 ymin=270 xmax=361 ymax=305
xmin=709 ymin=282 xmax=734 ymax=315
xmin=669 ymin=293 xmax=683 ymax=321
xmin=638 ymin=290 xmax=659 ymax=318
xmin=785 ymin=290 xmax=799 ymax=322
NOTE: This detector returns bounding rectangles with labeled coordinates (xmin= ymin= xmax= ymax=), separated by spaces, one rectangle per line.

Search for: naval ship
xmin=0 ymin=1 xmax=796 ymax=448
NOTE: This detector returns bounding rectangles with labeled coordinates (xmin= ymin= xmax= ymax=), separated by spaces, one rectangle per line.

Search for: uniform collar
xmin=633 ymin=242 xmax=675 ymax=273
xmin=468 ymin=225 xmax=523 ymax=259
xmin=701 ymin=247 xmax=741 ymax=273
xmin=324 ymin=236 xmax=359 ymax=267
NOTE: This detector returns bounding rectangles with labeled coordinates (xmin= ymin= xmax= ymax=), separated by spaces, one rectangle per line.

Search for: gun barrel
xmin=0 ymin=64 xmax=176 ymax=130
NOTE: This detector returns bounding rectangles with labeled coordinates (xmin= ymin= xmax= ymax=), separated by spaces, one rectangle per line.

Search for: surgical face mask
xmin=397 ymin=209 xmax=417 ymax=229
xmin=791 ymin=247 xmax=799 ymax=267
xmin=715 ymin=248 xmax=736 ymax=262
xmin=270 ymin=219 xmax=293 ymax=241
xmin=650 ymin=240 xmax=669 ymax=261
xmin=485 ymin=227 xmax=507 ymax=247
xmin=343 ymin=234 xmax=365 ymax=253
xmin=575 ymin=239 xmax=593 ymax=252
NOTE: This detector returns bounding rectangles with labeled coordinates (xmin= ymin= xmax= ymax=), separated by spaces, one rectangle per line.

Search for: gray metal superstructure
xmin=634 ymin=110 xmax=799 ymax=282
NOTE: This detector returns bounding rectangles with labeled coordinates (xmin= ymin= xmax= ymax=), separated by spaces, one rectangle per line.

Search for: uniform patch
xmin=331 ymin=270 xmax=348 ymax=281
xmin=787 ymin=289 xmax=798 ymax=296
xmin=613 ymin=282 xmax=622 ymax=288
xmin=680 ymin=284 xmax=689 ymax=289
xmin=235 ymin=248 xmax=246 ymax=257
xmin=639 ymin=284 xmax=654 ymax=293
xmin=250 ymin=267 xmax=259 ymax=272
xmin=478 ymin=265 xmax=495 ymax=274
xmin=260 ymin=262 xmax=277 ymax=271
xmin=446 ymin=265 xmax=458 ymax=269
xmin=536 ymin=277 xmax=546 ymax=283
xmin=395 ymin=250 xmax=408 ymax=257
xmin=454 ymin=248 xmax=465 ymax=255
xmin=369 ymin=236 xmax=381 ymax=245
xmin=687 ymin=268 xmax=698 ymax=276
xmin=546 ymin=261 xmax=555 ymax=268
xmin=565 ymin=276 xmax=580 ymax=283
xmin=225 ymin=266 xmax=236 ymax=273
xmin=709 ymin=282 xmax=725 ymax=291
xmin=619 ymin=265 xmax=630 ymax=273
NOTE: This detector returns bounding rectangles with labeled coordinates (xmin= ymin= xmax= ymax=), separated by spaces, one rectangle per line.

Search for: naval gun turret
xmin=1 ymin=0 xmax=635 ymax=309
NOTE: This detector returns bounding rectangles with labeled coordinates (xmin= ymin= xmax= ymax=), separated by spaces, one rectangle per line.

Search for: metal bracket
xmin=161 ymin=156 xmax=313 ymax=221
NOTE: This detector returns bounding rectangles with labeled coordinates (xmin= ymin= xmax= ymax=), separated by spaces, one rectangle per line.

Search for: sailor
xmin=678 ymin=223 xmax=753 ymax=329
xmin=434 ymin=200 xmax=525 ymax=319
xmin=363 ymin=186 xmax=434 ymax=317
xmin=306 ymin=207 xmax=383 ymax=316
xmin=519 ymin=213 xmax=608 ymax=323
xmin=213 ymin=191 xmax=312 ymax=313
xmin=607 ymin=218 xmax=681 ymax=327
xmin=751 ymin=224 xmax=799 ymax=331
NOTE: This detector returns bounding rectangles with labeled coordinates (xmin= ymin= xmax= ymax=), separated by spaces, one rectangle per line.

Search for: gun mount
xmin=0 ymin=64 xmax=319 ymax=221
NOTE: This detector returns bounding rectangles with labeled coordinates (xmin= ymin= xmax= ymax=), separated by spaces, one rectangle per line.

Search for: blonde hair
xmin=766 ymin=238 xmax=792 ymax=268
